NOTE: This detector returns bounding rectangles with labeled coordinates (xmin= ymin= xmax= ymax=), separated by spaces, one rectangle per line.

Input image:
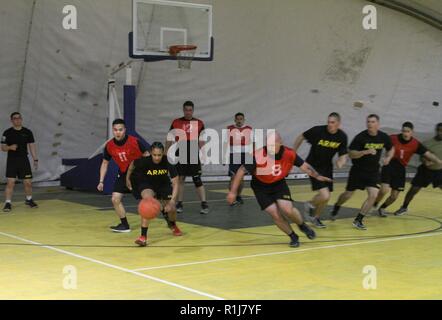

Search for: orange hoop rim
xmin=169 ymin=45 xmax=198 ymax=56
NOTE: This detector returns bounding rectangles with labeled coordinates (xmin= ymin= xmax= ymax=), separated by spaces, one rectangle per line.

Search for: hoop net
xmin=169 ymin=45 xmax=197 ymax=69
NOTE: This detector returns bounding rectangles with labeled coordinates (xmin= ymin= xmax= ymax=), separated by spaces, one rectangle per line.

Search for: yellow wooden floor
xmin=0 ymin=182 xmax=441 ymax=300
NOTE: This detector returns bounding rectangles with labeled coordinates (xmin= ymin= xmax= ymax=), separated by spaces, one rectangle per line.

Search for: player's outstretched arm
xmin=299 ymin=162 xmax=332 ymax=182
xmin=423 ymin=151 xmax=442 ymax=166
xmin=227 ymin=166 xmax=246 ymax=204
xmin=293 ymin=134 xmax=305 ymax=151
xmin=97 ymin=160 xmax=109 ymax=192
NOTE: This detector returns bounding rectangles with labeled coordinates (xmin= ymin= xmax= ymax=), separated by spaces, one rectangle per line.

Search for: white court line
xmin=132 ymin=231 xmax=442 ymax=272
xmin=0 ymin=231 xmax=224 ymax=300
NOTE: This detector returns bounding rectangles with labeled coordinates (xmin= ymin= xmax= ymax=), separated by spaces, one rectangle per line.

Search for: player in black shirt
xmin=1 ymin=112 xmax=39 ymax=212
xmin=126 ymin=142 xmax=181 ymax=247
xmin=331 ymin=114 xmax=394 ymax=230
xmin=294 ymin=113 xmax=348 ymax=228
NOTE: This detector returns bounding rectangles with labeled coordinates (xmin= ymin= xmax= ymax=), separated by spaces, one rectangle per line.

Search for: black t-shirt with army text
xmin=349 ymin=130 xmax=393 ymax=172
xmin=303 ymin=125 xmax=348 ymax=170
xmin=132 ymin=155 xmax=178 ymax=188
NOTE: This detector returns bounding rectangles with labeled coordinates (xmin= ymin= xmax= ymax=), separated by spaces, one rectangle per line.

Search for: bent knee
xmin=111 ymin=196 xmax=122 ymax=206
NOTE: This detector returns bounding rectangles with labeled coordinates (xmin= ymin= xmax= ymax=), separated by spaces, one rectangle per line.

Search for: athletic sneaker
xmin=3 ymin=203 xmax=12 ymax=213
xmin=110 ymin=223 xmax=131 ymax=233
xmin=172 ymin=225 xmax=183 ymax=237
xmin=312 ymin=217 xmax=327 ymax=229
xmin=25 ymin=199 xmax=38 ymax=209
xmin=377 ymin=208 xmax=388 ymax=218
xmin=330 ymin=206 xmax=340 ymax=221
xmin=176 ymin=202 xmax=184 ymax=214
xmin=289 ymin=236 xmax=300 ymax=248
xmin=303 ymin=202 xmax=315 ymax=222
xmin=200 ymin=203 xmax=209 ymax=215
xmin=236 ymin=196 xmax=244 ymax=205
xmin=299 ymin=224 xmax=316 ymax=240
xmin=353 ymin=220 xmax=367 ymax=230
xmin=229 ymin=199 xmax=239 ymax=207
xmin=135 ymin=236 xmax=147 ymax=247
xmin=394 ymin=207 xmax=408 ymax=216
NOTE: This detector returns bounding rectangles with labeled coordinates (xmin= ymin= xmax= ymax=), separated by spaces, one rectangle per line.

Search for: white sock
xmin=5 ymin=200 xmax=11 ymax=204
xmin=26 ymin=196 xmax=32 ymax=201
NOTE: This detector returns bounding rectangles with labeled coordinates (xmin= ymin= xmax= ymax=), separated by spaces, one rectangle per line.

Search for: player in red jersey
xmin=166 ymin=101 xmax=209 ymax=215
xmin=224 ymin=112 xmax=253 ymax=206
xmin=374 ymin=122 xmax=441 ymax=217
xmin=227 ymin=132 xmax=332 ymax=247
xmin=97 ymin=119 xmax=149 ymax=233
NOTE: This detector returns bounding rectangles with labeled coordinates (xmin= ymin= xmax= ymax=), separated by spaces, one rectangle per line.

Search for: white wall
xmin=0 ymin=0 xmax=441 ymax=181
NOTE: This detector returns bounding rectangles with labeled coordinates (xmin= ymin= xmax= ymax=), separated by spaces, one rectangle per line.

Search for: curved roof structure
xmin=370 ymin=0 xmax=442 ymax=29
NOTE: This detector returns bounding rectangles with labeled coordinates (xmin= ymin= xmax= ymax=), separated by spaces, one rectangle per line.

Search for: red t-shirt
xmin=247 ymin=146 xmax=304 ymax=185
xmin=227 ymin=125 xmax=253 ymax=147
xmin=390 ymin=134 xmax=427 ymax=167
xmin=104 ymin=135 xmax=145 ymax=173
xmin=170 ymin=117 xmax=205 ymax=141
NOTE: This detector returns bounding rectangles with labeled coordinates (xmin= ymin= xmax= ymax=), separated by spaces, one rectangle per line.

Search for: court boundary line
xmin=132 ymin=231 xmax=442 ymax=272
xmin=0 ymin=231 xmax=224 ymax=300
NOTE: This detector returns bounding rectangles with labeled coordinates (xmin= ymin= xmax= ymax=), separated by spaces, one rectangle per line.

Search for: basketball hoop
xmin=169 ymin=45 xmax=198 ymax=69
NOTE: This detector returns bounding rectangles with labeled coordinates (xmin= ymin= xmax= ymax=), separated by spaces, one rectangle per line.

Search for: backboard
xmin=130 ymin=0 xmax=213 ymax=62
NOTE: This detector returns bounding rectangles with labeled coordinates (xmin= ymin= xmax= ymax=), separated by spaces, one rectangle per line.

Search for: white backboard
xmin=132 ymin=0 xmax=213 ymax=60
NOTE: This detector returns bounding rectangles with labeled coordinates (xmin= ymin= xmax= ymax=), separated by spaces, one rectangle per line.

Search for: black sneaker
xmin=299 ymin=223 xmax=316 ymax=240
xmin=176 ymin=203 xmax=184 ymax=214
xmin=236 ymin=196 xmax=244 ymax=205
xmin=110 ymin=223 xmax=131 ymax=233
xmin=200 ymin=206 xmax=209 ymax=215
xmin=394 ymin=207 xmax=408 ymax=216
xmin=289 ymin=236 xmax=300 ymax=248
xmin=353 ymin=219 xmax=367 ymax=230
xmin=312 ymin=217 xmax=327 ymax=229
xmin=229 ymin=200 xmax=239 ymax=207
xmin=25 ymin=199 xmax=38 ymax=209
xmin=3 ymin=203 xmax=12 ymax=213
xmin=377 ymin=208 xmax=388 ymax=218
xmin=330 ymin=207 xmax=340 ymax=221
xmin=200 ymin=202 xmax=209 ymax=215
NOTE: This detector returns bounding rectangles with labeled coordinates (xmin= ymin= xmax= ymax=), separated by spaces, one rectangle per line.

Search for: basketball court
xmin=1 ymin=180 xmax=441 ymax=300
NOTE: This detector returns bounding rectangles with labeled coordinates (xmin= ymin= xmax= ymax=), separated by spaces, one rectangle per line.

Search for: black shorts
xmin=132 ymin=180 xmax=173 ymax=201
xmin=381 ymin=161 xmax=406 ymax=191
xmin=228 ymin=152 xmax=252 ymax=177
xmin=176 ymin=163 xmax=202 ymax=177
xmin=113 ymin=173 xmax=131 ymax=194
xmin=6 ymin=157 xmax=33 ymax=180
xmin=346 ymin=167 xmax=381 ymax=191
xmin=411 ymin=165 xmax=442 ymax=189
xmin=251 ymin=179 xmax=293 ymax=211
xmin=309 ymin=167 xmax=333 ymax=192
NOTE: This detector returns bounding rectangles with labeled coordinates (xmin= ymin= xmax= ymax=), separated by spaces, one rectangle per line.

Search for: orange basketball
xmin=138 ymin=198 xmax=161 ymax=220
